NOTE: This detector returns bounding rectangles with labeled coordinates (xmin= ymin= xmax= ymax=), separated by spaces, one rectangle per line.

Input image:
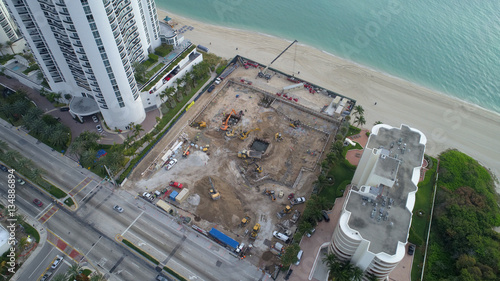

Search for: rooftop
xmin=345 ymin=125 xmax=425 ymax=255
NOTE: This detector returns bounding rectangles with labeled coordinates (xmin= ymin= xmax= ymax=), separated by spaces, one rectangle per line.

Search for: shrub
xmin=148 ymin=53 xmax=159 ymax=62
xmin=155 ymin=44 xmax=174 ymax=57
xmin=123 ymin=239 xmax=159 ymax=265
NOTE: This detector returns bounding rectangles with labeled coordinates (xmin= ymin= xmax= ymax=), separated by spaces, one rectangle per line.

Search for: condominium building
xmin=330 ymin=124 xmax=426 ymax=279
xmin=4 ymin=0 xmax=162 ymax=129
xmin=0 ymin=0 xmax=19 ymax=44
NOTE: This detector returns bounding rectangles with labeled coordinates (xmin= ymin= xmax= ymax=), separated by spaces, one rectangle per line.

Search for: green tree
xmin=354 ymin=115 xmax=366 ymax=128
xmin=5 ymin=40 xmax=14 ymax=54
xmin=66 ymin=263 xmax=83 ymax=280
xmin=133 ymin=124 xmax=144 ymax=138
xmin=89 ymin=272 xmax=107 ymax=281
xmin=132 ymin=61 xmax=147 ymax=82
xmin=281 ymin=244 xmax=300 ymax=266
xmin=373 ymin=120 xmax=383 ymax=126
xmin=0 ymin=42 xmax=4 ymax=55
xmin=50 ymin=274 xmax=68 ymax=281
xmin=353 ymin=105 xmax=364 ymax=116
xmin=160 ymin=87 xmax=175 ymax=102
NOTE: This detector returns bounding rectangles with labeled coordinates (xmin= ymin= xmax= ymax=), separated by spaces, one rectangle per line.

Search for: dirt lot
xmin=127 ymin=63 xmax=342 ymax=266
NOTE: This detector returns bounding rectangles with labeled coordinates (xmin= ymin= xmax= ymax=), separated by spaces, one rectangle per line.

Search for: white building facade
xmin=330 ymin=124 xmax=426 ymax=279
xmin=4 ymin=0 xmax=162 ymax=129
xmin=0 ymin=0 xmax=19 ymax=44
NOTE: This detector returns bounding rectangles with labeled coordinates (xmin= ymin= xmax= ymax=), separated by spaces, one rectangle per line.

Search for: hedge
xmin=143 ymin=45 xmax=195 ymax=92
xmin=123 ymin=239 xmax=159 ymax=265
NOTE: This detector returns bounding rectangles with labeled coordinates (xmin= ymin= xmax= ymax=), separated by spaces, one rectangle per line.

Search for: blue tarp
xmin=169 ymin=191 xmax=179 ymax=201
xmin=208 ymin=228 xmax=239 ymax=250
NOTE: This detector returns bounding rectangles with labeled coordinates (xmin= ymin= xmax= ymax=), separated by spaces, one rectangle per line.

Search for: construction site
xmin=128 ymin=46 xmax=355 ymax=268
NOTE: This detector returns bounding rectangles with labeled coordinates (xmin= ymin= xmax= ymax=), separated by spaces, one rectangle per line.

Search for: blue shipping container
xmin=208 ymin=228 xmax=239 ymax=250
xmin=169 ymin=191 xmax=179 ymax=201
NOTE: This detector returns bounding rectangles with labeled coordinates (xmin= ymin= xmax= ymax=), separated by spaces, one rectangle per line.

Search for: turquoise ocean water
xmin=156 ymin=0 xmax=500 ymax=114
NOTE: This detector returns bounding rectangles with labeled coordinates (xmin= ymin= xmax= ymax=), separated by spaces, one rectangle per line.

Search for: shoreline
xmin=157 ymin=8 xmax=500 ymax=185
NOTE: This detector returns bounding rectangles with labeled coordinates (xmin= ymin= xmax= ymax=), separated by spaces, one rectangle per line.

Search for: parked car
xmin=322 ymin=210 xmax=330 ymax=222
xmin=92 ymin=115 xmax=99 ymax=123
xmin=169 ymin=181 xmax=183 ymax=189
xmin=0 ymin=164 xmax=8 ymax=172
xmin=156 ymin=274 xmax=170 ymax=281
xmin=113 ymin=205 xmax=124 ymax=213
xmin=408 ymin=244 xmax=415 ymax=255
xmin=284 ymin=269 xmax=293 ymax=280
xmin=59 ymin=107 xmax=70 ymax=112
xmin=96 ymin=125 xmax=103 ymax=133
xmin=207 ymin=84 xmax=215 ymax=93
xmin=17 ymin=178 xmax=25 ymax=185
xmin=51 ymin=255 xmax=63 ymax=269
xmin=215 ymin=78 xmax=221 ymax=85
xmin=165 ymin=159 xmax=178 ymax=170
xmin=33 ymin=199 xmax=43 ymax=207
xmin=40 ymin=272 xmax=52 ymax=281
xmin=292 ymin=197 xmax=306 ymax=205
xmin=306 ymin=228 xmax=316 ymax=238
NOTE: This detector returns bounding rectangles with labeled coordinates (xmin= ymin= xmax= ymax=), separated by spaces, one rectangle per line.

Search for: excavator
xmin=225 ymin=127 xmax=238 ymax=137
xmin=290 ymin=120 xmax=300 ymax=129
xmin=277 ymin=205 xmax=292 ymax=219
xmin=241 ymin=216 xmax=251 ymax=227
xmin=208 ymin=177 xmax=220 ymax=200
xmin=182 ymin=146 xmax=190 ymax=157
xmin=253 ymin=162 xmax=263 ymax=173
xmin=239 ymin=128 xmax=260 ymax=140
xmin=275 ymin=133 xmax=283 ymax=142
xmin=191 ymin=121 xmax=206 ymax=129
xmin=220 ymin=109 xmax=237 ymax=131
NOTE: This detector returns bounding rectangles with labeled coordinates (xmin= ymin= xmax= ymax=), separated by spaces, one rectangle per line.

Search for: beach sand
xmin=158 ymin=9 xmax=500 ymax=186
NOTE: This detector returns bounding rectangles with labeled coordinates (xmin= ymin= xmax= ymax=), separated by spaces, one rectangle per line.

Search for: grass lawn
xmin=410 ymin=156 xmax=437 ymax=281
xmin=346 ymin=125 xmax=361 ymax=136
xmin=318 ymin=160 xmax=356 ymax=207
xmin=64 ymin=197 xmax=75 ymax=207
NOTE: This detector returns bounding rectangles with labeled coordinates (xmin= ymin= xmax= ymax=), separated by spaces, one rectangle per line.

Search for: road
xmin=0 ymin=119 xmax=271 ymax=281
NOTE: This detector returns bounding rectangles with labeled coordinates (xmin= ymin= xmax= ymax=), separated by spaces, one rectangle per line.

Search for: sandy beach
xmin=158 ymin=9 xmax=500 ymax=185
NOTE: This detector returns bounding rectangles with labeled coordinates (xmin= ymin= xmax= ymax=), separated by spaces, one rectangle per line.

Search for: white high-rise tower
xmin=4 ymin=0 xmax=162 ymax=129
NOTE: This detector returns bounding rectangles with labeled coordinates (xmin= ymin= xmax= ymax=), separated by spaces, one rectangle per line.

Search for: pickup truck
xmin=290 ymin=197 xmax=306 ymax=205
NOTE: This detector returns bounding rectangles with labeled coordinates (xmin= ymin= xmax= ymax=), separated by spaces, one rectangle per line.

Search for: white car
xmin=215 ymin=77 xmax=221 ymax=84
xmin=165 ymin=158 xmax=178 ymax=170
xmin=92 ymin=115 xmax=99 ymax=123
xmin=113 ymin=205 xmax=124 ymax=213
xmin=51 ymin=255 xmax=63 ymax=269
xmin=17 ymin=178 xmax=25 ymax=185
xmin=293 ymin=197 xmax=306 ymax=205
xmin=96 ymin=125 xmax=103 ymax=133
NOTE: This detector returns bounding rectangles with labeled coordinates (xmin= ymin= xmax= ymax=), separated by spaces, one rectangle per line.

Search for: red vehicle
xmin=288 ymin=97 xmax=293 ymax=101
xmin=288 ymin=193 xmax=295 ymax=200
xmin=276 ymin=93 xmax=282 ymax=97
xmin=283 ymin=93 xmax=288 ymax=98
xmin=293 ymin=98 xmax=298 ymax=102
xmin=169 ymin=181 xmax=183 ymax=189
xmin=33 ymin=199 xmax=43 ymax=207
xmin=246 ymin=61 xmax=259 ymax=68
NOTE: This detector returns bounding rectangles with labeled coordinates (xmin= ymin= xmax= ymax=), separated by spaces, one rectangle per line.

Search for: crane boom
xmin=260 ymin=40 xmax=298 ymax=78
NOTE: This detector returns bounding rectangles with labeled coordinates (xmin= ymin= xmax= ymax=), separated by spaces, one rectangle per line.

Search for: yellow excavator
xmin=275 ymin=133 xmax=283 ymax=142
xmin=290 ymin=120 xmax=300 ymax=129
xmin=225 ymin=127 xmax=238 ymax=137
xmin=254 ymin=162 xmax=263 ymax=173
xmin=239 ymin=128 xmax=260 ymax=140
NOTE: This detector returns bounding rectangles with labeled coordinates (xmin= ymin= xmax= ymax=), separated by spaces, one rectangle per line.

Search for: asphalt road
xmin=0 ymin=119 xmax=271 ymax=281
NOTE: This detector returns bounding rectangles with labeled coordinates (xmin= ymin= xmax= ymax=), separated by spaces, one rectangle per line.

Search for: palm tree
xmin=160 ymin=87 xmax=175 ymax=102
xmin=354 ymin=115 xmax=366 ymax=128
xmin=0 ymin=139 xmax=8 ymax=154
xmin=373 ymin=121 xmax=383 ymax=126
xmin=26 ymin=167 xmax=43 ymax=180
xmin=50 ymin=274 xmax=68 ymax=281
xmin=185 ymin=71 xmax=195 ymax=88
xmin=366 ymin=273 xmax=379 ymax=281
xmin=5 ymin=40 xmax=14 ymax=54
xmin=50 ymin=129 xmax=68 ymax=147
xmin=353 ymin=105 xmax=364 ymax=117
xmin=4 ymin=150 xmax=21 ymax=163
xmin=133 ymin=124 xmax=144 ymax=138
xmin=66 ymin=262 xmax=83 ymax=280
xmin=351 ymin=266 xmax=364 ymax=281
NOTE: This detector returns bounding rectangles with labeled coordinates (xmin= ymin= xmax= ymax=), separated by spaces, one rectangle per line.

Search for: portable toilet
xmin=169 ymin=190 xmax=179 ymax=201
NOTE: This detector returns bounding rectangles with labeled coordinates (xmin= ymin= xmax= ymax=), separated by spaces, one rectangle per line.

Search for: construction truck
xmin=277 ymin=205 xmax=292 ymax=219
xmin=202 ymin=145 xmax=210 ymax=152
xmin=275 ymin=133 xmax=283 ymax=142
xmin=290 ymin=120 xmax=300 ymax=129
xmin=208 ymin=177 xmax=220 ymax=200
xmin=220 ymin=109 xmax=237 ymax=131
xmin=241 ymin=216 xmax=251 ymax=227
xmin=239 ymin=128 xmax=260 ymax=140
xmin=237 ymin=149 xmax=262 ymax=159
xmin=190 ymin=121 xmax=206 ymax=129
xmin=250 ymin=223 xmax=260 ymax=240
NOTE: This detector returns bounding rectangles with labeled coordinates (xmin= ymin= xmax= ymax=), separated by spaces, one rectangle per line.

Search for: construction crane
xmin=220 ymin=109 xmax=237 ymax=131
xmin=239 ymin=128 xmax=260 ymax=140
xmin=259 ymin=39 xmax=298 ymax=80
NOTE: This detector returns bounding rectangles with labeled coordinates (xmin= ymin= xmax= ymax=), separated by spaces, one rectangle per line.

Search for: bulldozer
xmin=191 ymin=121 xmax=206 ymax=129
xmin=250 ymin=223 xmax=261 ymax=240
xmin=208 ymin=177 xmax=220 ymax=200
xmin=241 ymin=216 xmax=251 ymax=227
xmin=275 ymin=133 xmax=283 ymax=142
xmin=290 ymin=120 xmax=300 ymax=129
xmin=239 ymin=128 xmax=260 ymax=140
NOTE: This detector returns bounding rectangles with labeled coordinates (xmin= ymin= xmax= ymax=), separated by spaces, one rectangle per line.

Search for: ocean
xmin=155 ymin=0 xmax=500 ymax=114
